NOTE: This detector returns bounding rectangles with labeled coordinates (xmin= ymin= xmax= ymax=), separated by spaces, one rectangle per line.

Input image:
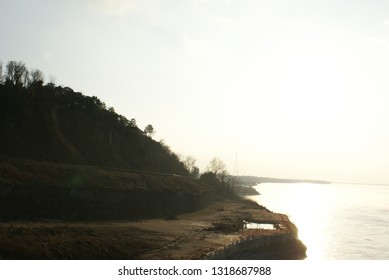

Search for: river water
xmin=247 ymin=183 xmax=389 ymax=259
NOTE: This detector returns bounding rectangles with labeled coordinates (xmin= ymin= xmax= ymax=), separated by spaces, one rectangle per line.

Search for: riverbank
xmin=0 ymin=197 xmax=306 ymax=259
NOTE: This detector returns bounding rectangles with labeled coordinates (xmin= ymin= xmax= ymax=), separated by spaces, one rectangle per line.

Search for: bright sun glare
xmin=286 ymin=184 xmax=331 ymax=259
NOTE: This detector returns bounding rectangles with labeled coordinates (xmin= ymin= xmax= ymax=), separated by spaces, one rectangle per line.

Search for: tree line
xmin=0 ymin=60 xmax=44 ymax=87
xmin=0 ymin=60 xmax=233 ymax=187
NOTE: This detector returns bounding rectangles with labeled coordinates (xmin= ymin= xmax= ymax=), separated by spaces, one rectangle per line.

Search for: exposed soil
xmin=0 ymin=198 xmax=304 ymax=260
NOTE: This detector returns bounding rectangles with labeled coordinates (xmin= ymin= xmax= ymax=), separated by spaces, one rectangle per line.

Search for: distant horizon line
xmin=330 ymin=181 xmax=389 ymax=187
xmin=233 ymin=174 xmax=389 ymax=187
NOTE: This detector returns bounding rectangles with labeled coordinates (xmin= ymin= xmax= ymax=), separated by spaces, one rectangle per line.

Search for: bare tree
xmin=202 ymin=157 xmax=230 ymax=184
xmin=22 ymin=68 xmax=30 ymax=87
xmin=5 ymin=61 xmax=27 ymax=86
xmin=29 ymin=69 xmax=44 ymax=85
xmin=207 ymin=157 xmax=227 ymax=175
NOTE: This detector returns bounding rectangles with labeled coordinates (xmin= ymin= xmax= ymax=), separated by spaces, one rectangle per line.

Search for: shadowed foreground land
xmin=0 ymin=157 xmax=306 ymax=259
xmin=0 ymin=198 xmax=306 ymax=260
xmin=0 ymin=68 xmax=306 ymax=260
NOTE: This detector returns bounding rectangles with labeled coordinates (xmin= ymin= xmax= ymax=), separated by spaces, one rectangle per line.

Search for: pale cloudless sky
xmin=2 ymin=0 xmax=389 ymax=184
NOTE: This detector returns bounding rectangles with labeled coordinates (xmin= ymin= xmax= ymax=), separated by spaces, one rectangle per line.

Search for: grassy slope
xmin=0 ymin=156 xmax=217 ymax=221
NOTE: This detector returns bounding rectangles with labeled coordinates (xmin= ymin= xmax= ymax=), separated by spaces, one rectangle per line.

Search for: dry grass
xmin=0 ymin=222 xmax=171 ymax=259
xmin=0 ymin=198 xmax=301 ymax=260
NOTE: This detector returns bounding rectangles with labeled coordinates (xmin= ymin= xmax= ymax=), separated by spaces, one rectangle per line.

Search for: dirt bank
xmin=0 ymin=198 xmax=306 ymax=260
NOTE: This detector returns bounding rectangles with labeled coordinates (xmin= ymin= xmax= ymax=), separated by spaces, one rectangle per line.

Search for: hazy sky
xmin=2 ymin=0 xmax=389 ymax=184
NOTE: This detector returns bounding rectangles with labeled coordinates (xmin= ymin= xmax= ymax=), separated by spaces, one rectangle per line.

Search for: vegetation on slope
xmin=0 ymin=61 xmax=188 ymax=175
xmin=0 ymin=61 xmax=236 ymax=221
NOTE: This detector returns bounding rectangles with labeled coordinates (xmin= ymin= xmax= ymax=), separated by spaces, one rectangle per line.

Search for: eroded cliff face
xmin=0 ymin=157 xmax=216 ymax=221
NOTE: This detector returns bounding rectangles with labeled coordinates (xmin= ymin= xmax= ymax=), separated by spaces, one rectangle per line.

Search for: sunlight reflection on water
xmin=248 ymin=183 xmax=389 ymax=259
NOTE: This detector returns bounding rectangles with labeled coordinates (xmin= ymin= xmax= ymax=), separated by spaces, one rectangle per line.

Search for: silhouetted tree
xmin=29 ymin=69 xmax=44 ymax=86
xmin=22 ymin=69 xmax=31 ymax=87
xmin=0 ymin=61 xmax=3 ymax=84
xmin=144 ymin=124 xmax=155 ymax=137
xmin=207 ymin=157 xmax=229 ymax=183
xmin=46 ymin=75 xmax=56 ymax=88
xmin=207 ymin=157 xmax=226 ymax=175
xmin=5 ymin=61 xmax=27 ymax=86
xmin=129 ymin=118 xmax=137 ymax=127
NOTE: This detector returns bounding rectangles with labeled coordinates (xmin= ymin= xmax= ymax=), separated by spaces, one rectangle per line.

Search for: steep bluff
xmin=0 ymin=157 xmax=217 ymax=221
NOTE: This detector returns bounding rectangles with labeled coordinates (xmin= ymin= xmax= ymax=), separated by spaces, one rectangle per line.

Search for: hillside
xmin=0 ymin=63 xmax=307 ymax=260
xmin=0 ymin=83 xmax=188 ymax=175
xmin=0 ymin=64 xmax=234 ymax=221
xmin=0 ymin=156 xmax=216 ymax=221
